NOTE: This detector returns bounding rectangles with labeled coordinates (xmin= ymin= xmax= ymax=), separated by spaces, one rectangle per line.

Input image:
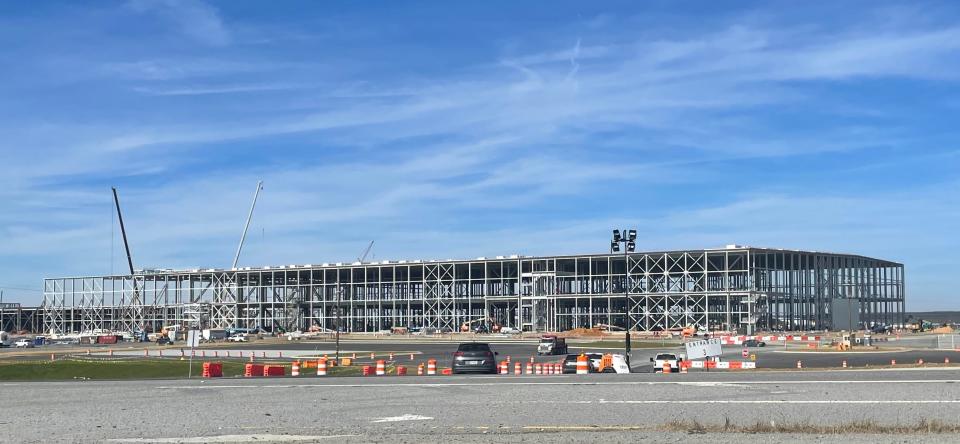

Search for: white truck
xmin=227 ymin=333 xmax=248 ymax=342
xmin=650 ymin=352 xmax=683 ymax=373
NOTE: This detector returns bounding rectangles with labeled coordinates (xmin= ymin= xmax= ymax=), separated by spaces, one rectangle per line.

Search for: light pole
xmin=335 ymin=287 xmax=342 ymax=361
xmin=611 ymin=229 xmax=637 ymax=366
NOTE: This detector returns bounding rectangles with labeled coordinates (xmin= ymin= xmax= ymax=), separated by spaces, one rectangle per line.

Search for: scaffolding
xmin=41 ymin=247 xmax=905 ymax=335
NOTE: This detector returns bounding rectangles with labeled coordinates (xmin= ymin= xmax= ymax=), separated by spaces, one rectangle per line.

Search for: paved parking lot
xmin=3 ymin=368 xmax=960 ymax=443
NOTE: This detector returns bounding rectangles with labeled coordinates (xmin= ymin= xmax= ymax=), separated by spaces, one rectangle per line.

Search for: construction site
xmin=27 ymin=185 xmax=905 ymax=336
xmin=40 ymin=246 xmax=905 ymax=336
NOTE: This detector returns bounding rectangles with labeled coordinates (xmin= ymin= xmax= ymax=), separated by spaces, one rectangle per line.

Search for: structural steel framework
xmin=41 ymin=247 xmax=905 ymax=335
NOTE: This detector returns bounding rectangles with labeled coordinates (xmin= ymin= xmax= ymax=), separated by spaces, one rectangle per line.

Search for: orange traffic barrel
xmin=576 ymin=354 xmax=589 ymax=375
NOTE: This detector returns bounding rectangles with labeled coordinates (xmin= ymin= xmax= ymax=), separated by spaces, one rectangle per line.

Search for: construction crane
xmin=232 ymin=180 xmax=263 ymax=269
xmin=357 ymin=240 xmax=375 ymax=262
xmin=112 ymin=187 xmax=135 ymax=275
xmin=112 ymin=187 xmax=143 ymax=336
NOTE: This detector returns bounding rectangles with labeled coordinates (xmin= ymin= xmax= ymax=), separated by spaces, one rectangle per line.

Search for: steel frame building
xmin=41 ymin=247 xmax=905 ymax=335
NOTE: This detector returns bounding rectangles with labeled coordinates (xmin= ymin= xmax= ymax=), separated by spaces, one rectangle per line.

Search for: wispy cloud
xmin=127 ymin=0 xmax=230 ymax=46
xmin=1 ymin=3 xmax=959 ymax=308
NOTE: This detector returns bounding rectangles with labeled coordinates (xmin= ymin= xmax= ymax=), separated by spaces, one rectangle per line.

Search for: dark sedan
xmin=451 ymin=342 xmax=498 ymax=374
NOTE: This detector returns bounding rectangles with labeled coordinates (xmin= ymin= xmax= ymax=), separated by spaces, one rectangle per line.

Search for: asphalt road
xmin=8 ymin=338 xmax=960 ymax=371
xmin=3 ymin=368 xmax=960 ymax=443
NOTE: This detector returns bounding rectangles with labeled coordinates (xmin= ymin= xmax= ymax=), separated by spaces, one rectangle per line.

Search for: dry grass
xmin=660 ymin=418 xmax=960 ymax=434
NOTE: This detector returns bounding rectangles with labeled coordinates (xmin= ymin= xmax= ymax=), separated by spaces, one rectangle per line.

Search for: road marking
xmin=371 ymin=414 xmax=434 ymax=423
xmin=596 ymin=400 xmax=960 ymax=404
xmin=107 ymin=434 xmax=358 ymax=443
xmin=157 ymin=378 xmax=960 ymax=390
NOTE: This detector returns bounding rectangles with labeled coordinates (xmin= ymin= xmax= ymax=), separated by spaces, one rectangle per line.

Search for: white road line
xmin=596 ymin=400 xmax=960 ymax=404
xmin=371 ymin=414 xmax=434 ymax=423
xmin=107 ymin=434 xmax=358 ymax=443
xmin=156 ymin=379 xmax=960 ymax=389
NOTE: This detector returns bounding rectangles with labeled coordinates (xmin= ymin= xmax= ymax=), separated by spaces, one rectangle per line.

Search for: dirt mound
xmin=561 ymin=327 xmax=607 ymax=338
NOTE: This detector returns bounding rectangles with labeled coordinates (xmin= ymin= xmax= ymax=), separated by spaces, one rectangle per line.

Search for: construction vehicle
xmin=537 ymin=335 xmax=568 ymax=355
xmin=910 ymin=319 xmax=938 ymax=333
xmin=460 ymin=317 xmax=501 ymax=333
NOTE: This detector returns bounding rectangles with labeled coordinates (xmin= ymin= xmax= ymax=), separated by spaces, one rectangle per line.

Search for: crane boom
xmin=358 ymin=240 xmax=374 ymax=262
xmin=233 ymin=181 xmax=263 ymax=269
xmin=112 ymin=187 xmax=135 ymax=275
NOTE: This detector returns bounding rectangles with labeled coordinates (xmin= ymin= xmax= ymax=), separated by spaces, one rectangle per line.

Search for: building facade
xmin=41 ymin=246 xmax=905 ymax=335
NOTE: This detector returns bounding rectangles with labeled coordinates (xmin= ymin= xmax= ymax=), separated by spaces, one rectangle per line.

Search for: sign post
xmin=685 ymin=338 xmax=722 ymax=371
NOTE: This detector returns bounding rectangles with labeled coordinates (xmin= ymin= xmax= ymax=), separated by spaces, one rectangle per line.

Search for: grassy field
xmin=0 ymin=358 xmax=368 ymax=381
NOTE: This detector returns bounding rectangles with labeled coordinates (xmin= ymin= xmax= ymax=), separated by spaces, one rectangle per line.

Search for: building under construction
xmin=41 ymin=246 xmax=905 ymax=335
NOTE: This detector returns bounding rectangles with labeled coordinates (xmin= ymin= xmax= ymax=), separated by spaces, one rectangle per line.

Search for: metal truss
xmin=38 ymin=247 xmax=905 ymax=335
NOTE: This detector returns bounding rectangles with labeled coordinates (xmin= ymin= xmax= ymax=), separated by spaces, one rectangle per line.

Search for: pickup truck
xmin=650 ymin=352 xmax=683 ymax=373
xmin=228 ymin=334 xmax=248 ymax=342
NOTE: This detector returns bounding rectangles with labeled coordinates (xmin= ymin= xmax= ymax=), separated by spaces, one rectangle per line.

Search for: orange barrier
xmin=264 ymin=365 xmax=285 ymax=376
xmin=427 ymin=359 xmax=437 ymax=376
xmin=514 ymin=362 xmax=522 ymax=375
xmin=376 ymin=360 xmax=386 ymax=376
xmin=499 ymin=361 xmax=508 ymax=375
xmin=202 ymin=362 xmax=223 ymax=378
xmin=662 ymin=362 xmax=671 ymax=373
xmin=317 ymin=359 xmax=327 ymax=376
xmin=245 ymin=363 xmax=264 ymax=377
xmin=576 ymin=354 xmax=589 ymax=375
xmin=389 ymin=353 xmax=394 ymax=361
xmin=370 ymin=352 xmax=376 ymax=359
xmin=918 ymin=359 xmax=924 ymax=365
xmin=535 ymin=363 xmax=543 ymax=375
xmin=891 ymin=359 xmax=896 ymax=365
xmin=291 ymin=361 xmax=301 ymax=376
xmin=417 ymin=363 xmax=425 ymax=376
xmin=796 ymin=360 xmax=802 ymax=369
xmin=525 ymin=362 xmax=533 ymax=375
xmin=410 ymin=353 xmax=415 ymax=360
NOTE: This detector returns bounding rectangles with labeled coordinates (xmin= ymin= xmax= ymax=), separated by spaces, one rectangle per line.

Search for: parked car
xmin=451 ymin=342 xmax=498 ymax=374
xmin=14 ymin=339 xmax=34 ymax=348
xmin=743 ymin=339 xmax=766 ymax=347
xmin=499 ymin=326 xmax=521 ymax=335
xmin=228 ymin=334 xmax=248 ymax=342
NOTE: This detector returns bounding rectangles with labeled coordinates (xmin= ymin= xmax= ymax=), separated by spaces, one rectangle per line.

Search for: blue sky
xmin=0 ymin=1 xmax=957 ymax=309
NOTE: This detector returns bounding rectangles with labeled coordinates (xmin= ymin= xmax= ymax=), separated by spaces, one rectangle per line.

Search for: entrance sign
xmin=685 ymin=338 xmax=722 ymax=360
